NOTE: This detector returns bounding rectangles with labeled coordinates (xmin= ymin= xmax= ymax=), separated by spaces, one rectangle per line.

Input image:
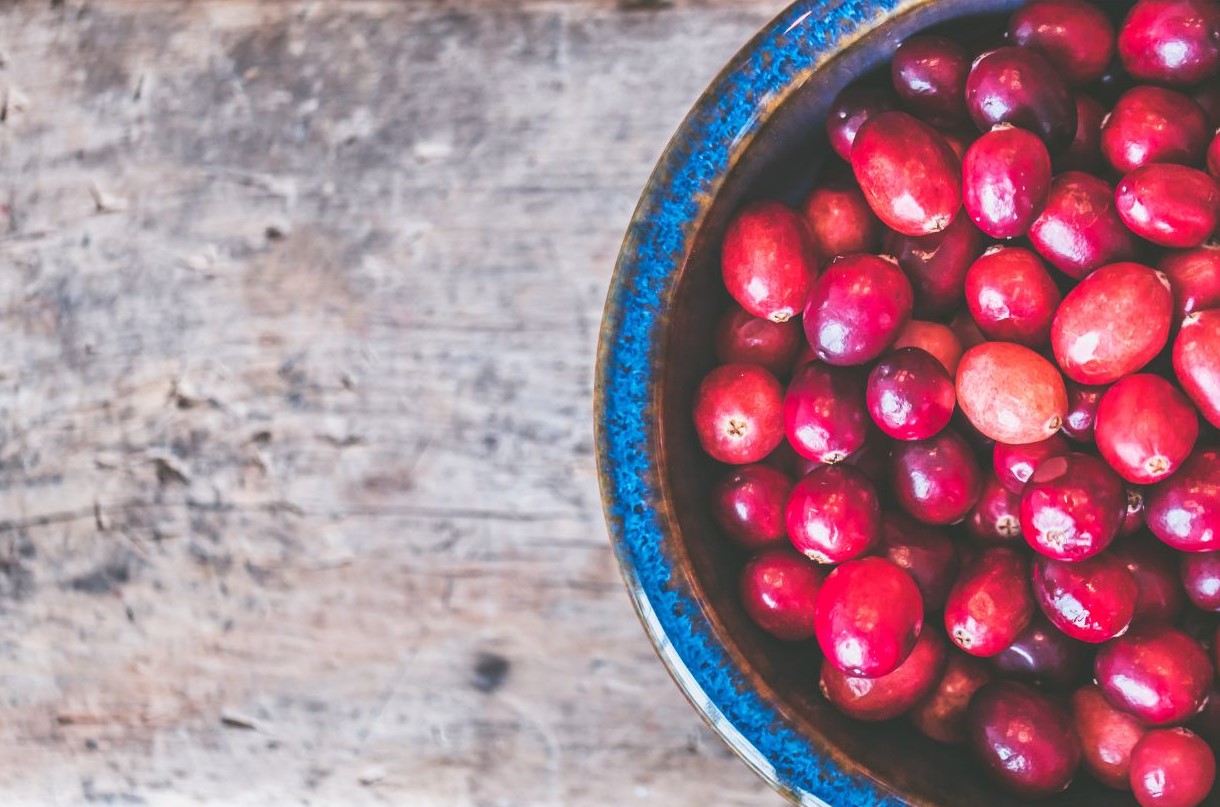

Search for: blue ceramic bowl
xmin=594 ymin=1 xmax=1144 ymax=805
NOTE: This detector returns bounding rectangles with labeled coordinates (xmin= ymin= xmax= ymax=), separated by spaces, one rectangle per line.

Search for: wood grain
xmin=0 ymin=0 xmax=788 ymax=803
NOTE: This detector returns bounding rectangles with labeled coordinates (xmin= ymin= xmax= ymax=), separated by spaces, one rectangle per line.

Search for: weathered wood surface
xmin=0 ymin=0 xmax=789 ymax=804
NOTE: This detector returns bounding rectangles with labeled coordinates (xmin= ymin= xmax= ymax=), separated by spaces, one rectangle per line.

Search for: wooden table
xmin=0 ymin=0 xmax=788 ymax=803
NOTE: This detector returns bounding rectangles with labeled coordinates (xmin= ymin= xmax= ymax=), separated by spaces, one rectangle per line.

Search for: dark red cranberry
xmin=814 ymin=557 xmax=923 ymax=677
xmin=1129 ymin=728 xmax=1216 ymax=807
xmin=710 ymin=464 xmax=792 ymax=550
xmin=1195 ymin=79 xmax=1220 ymax=128
xmin=879 ymin=512 xmax=959 ymax=610
xmin=1072 ymin=684 xmax=1147 ymax=790
xmin=785 ymin=464 xmax=880 ymax=564
xmin=966 ymin=475 xmax=1023 ymax=546
xmin=826 ymin=84 xmax=899 ymax=161
xmin=714 ymin=305 xmax=803 ymax=376
xmin=1096 ymin=374 xmax=1200 ymax=484
xmin=884 ymin=213 xmax=983 ymax=317
xmin=1175 ymin=310 xmax=1220 ymax=427
xmin=891 ymin=320 xmax=963 ymax=375
xmin=851 ymin=111 xmax=962 ymax=236
xmin=1058 ymin=94 xmax=1106 ymax=172
xmin=693 ymin=364 xmax=785 ymax=464
xmin=891 ymin=35 xmax=970 ymax=127
xmin=1008 ymin=0 xmax=1116 ymax=86
xmin=1030 ymin=171 xmax=1137 ymax=279
xmin=1159 ymin=245 xmax=1220 ymax=321
xmin=820 ymin=630 xmax=947 ymax=721
xmin=721 ymin=201 xmax=817 ymax=322
xmin=968 ymin=681 xmax=1081 ymax=797
xmin=891 ymin=429 xmax=982 ymax=525
xmin=945 ymin=547 xmax=1034 ymax=657
xmin=1116 ymin=164 xmax=1220 ymax=249
xmin=803 ymin=254 xmax=913 ymax=366
xmin=910 ymin=653 xmax=992 ymax=743
xmin=1095 ymin=626 xmax=1212 ymax=726
xmin=739 ymin=548 xmax=825 ymax=640
xmin=1021 ymin=453 xmax=1125 ymax=561
xmin=1147 ymin=448 xmax=1220 ymax=551
xmin=1101 ymin=86 xmax=1210 ymax=174
xmin=1121 ymin=487 xmax=1150 ymax=537
xmin=961 ymin=127 xmax=1051 ymax=239
xmin=992 ymin=614 xmax=1093 ymax=689
xmin=800 ymin=181 xmax=882 ymax=262
xmin=866 ymin=347 xmax=954 ymax=441
xmin=1051 ymin=262 xmax=1174 ymax=385
xmin=994 ymin=435 xmax=1072 ymax=495
xmin=1032 ymin=553 xmax=1138 ymax=643
xmin=841 ymin=425 xmax=893 ymax=490
xmin=1190 ymin=686 xmax=1220 ymax=746
xmin=783 ymin=362 xmax=869 ymax=464
xmin=1112 ymin=536 xmax=1186 ymax=624
xmin=964 ymin=247 xmax=1061 ymax=347
xmin=1119 ymin=0 xmax=1220 ymax=85
xmin=949 ymin=309 xmax=987 ymax=352
xmin=956 ymin=342 xmax=1068 ymax=445
xmin=1182 ymin=552 xmax=1220 ymax=612
xmin=965 ymin=47 xmax=1077 ymax=151
xmin=1061 ymin=382 xmax=1106 ymax=443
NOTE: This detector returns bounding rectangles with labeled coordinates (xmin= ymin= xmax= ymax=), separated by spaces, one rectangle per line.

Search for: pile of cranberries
xmin=695 ymin=0 xmax=1220 ymax=803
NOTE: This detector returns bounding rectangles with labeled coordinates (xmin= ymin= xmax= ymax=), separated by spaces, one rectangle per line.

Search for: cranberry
xmin=1072 ymin=684 xmax=1147 ymax=790
xmin=866 ymin=347 xmax=955 ymax=441
xmin=879 ymin=512 xmax=959 ymax=610
xmin=992 ymin=614 xmax=1093 ymax=690
xmin=961 ymin=126 xmax=1051 ymax=239
xmin=949 ymin=308 xmax=987 ymax=352
xmin=1008 ymin=0 xmax=1116 ymax=86
xmin=966 ymin=475 xmax=1024 ymax=546
xmin=1159 ymin=245 xmax=1220 ymax=321
xmin=783 ymin=362 xmax=869 ymax=464
xmin=956 ymin=342 xmax=1068 ymax=445
xmin=1121 ymin=486 xmax=1150 ymax=537
xmin=1112 ymin=536 xmax=1186 ymax=624
xmin=1096 ymin=374 xmax=1200 ymax=484
xmin=803 ymin=254 xmax=913 ymax=366
xmin=693 ymin=364 xmax=785 ymax=464
xmin=800 ymin=181 xmax=882 ymax=262
xmin=1182 ymin=552 xmax=1220 ymax=611
xmin=1147 ymin=448 xmax=1220 ymax=551
xmin=710 ymin=464 xmax=793 ymax=550
xmin=739 ymin=548 xmax=825 ymax=640
xmin=1101 ymin=86 xmax=1210 ymax=174
xmin=841 ymin=425 xmax=893 ymax=490
xmin=721 ymin=201 xmax=817 ymax=322
xmin=891 ymin=320 xmax=963 ymax=374
xmin=964 ymin=247 xmax=1061 ymax=347
xmin=890 ymin=35 xmax=970 ymax=127
xmin=1021 ymin=453 xmax=1126 ymax=561
xmin=1095 ymin=626 xmax=1212 ymax=726
xmin=945 ymin=547 xmax=1034 ymax=657
xmin=785 ymin=464 xmax=880 ymax=564
xmin=910 ymin=653 xmax=992 ymax=743
xmin=1119 ymin=0 xmax=1220 ymax=85
xmin=851 ymin=111 xmax=961 ymax=236
xmin=1058 ymin=93 xmax=1106 ymax=172
xmin=1116 ymin=165 xmax=1220 ymax=249
xmin=993 ymin=435 xmax=1072 ymax=495
xmin=1060 ymin=382 xmax=1106 ymax=444
xmin=1032 ymin=552 xmax=1138 ymax=643
xmin=713 ymin=305 xmax=803 ymax=376
xmin=1051 ymin=262 xmax=1174 ymax=385
xmin=1196 ymin=78 xmax=1220 ymax=128
xmin=1190 ymin=686 xmax=1220 ymax=745
xmin=884 ymin=213 xmax=983 ymax=317
xmin=1174 ymin=310 xmax=1220 ymax=427
xmin=820 ymin=630 xmax=947 ymax=721
xmin=965 ymin=47 xmax=1077 ymax=151
xmin=1030 ymin=172 xmax=1137 ymax=279
xmin=1210 ymin=130 xmax=1220 ymax=178
xmin=1130 ymin=728 xmax=1216 ymax=807
xmin=891 ymin=429 xmax=982 ymax=525
xmin=825 ymin=84 xmax=899 ymax=161
xmin=814 ymin=556 xmax=923 ymax=677
xmin=967 ymin=681 xmax=1081 ymax=797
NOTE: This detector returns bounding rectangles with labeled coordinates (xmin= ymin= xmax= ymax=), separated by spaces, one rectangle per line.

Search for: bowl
xmin=594 ymin=1 xmax=1143 ymax=805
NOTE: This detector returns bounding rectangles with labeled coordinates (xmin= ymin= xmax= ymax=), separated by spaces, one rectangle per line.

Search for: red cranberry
xmin=800 ymin=181 xmax=882 ymax=262
xmin=783 ymin=362 xmax=869 ymax=464
xmin=1072 ymin=684 xmax=1147 ymax=790
xmin=968 ymin=681 xmax=1081 ymax=797
xmin=820 ymin=630 xmax=947 ymax=721
xmin=961 ymin=125 xmax=1050 ymax=239
xmin=802 ymin=254 xmax=913 ymax=366
xmin=866 ymin=347 xmax=955 ymax=441
xmin=1059 ymin=93 xmax=1106 ymax=172
xmin=965 ymin=47 xmax=1077 ymax=151
xmin=879 ymin=512 xmax=959 ymax=610
xmin=710 ymin=464 xmax=793 ymax=551
xmin=826 ymin=84 xmax=899 ymax=161
xmin=693 ymin=364 xmax=785 ymax=464
xmin=966 ymin=475 xmax=1023 ymax=546
xmin=1030 ymin=172 xmax=1137 ymax=279
xmin=1032 ymin=552 xmax=1138 ymax=643
xmin=1096 ymin=374 xmax=1200 ymax=484
xmin=891 ymin=35 xmax=970 ymax=127
xmin=1061 ymin=381 xmax=1106 ymax=444
xmin=739 ymin=548 xmax=825 ymax=640
xmin=852 ymin=111 xmax=962 ymax=236
xmin=1182 ymin=552 xmax=1220 ymax=611
xmin=964 ymin=246 xmax=1061 ymax=347
xmin=1101 ymin=86 xmax=1210 ymax=174
xmin=884 ymin=213 xmax=983 ymax=317
xmin=1051 ymin=261 xmax=1174 ymax=385
xmin=910 ymin=653 xmax=992 ymax=744
xmin=1112 ymin=536 xmax=1186 ymax=624
xmin=1095 ymin=626 xmax=1212 ymax=726
xmin=1008 ymin=0 xmax=1116 ymax=86
xmin=1147 ymin=448 xmax=1220 ymax=551
xmin=945 ymin=547 xmax=1034 ymax=657
xmin=891 ymin=320 xmax=963 ymax=374
xmin=785 ymin=464 xmax=880 ymax=564
xmin=1175 ymin=310 xmax=1220 ymax=427
xmin=814 ymin=556 xmax=923 ymax=677
xmin=1119 ymin=0 xmax=1220 ymax=85
xmin=994 ymin=435 xmax=1072 ymax=495
xmin=956 ymin=342 xmax=1068 ymax=445
xmin=1116 ymin=164 xmax=1220 ymax=249
xmin=713 ymin=305 xmax=803 ymax=376
xmin=891 ymin=429 xmax=982 ymax=525
xmin=1021 ymin=453 xmax=1126 ymax=561
xmin=1121 ymin=486 xmax=1150 ymax=537
xmin=993 ymin=614 xmax=1093 ymax=690
xmin=1159 ymin=245 xmax=1220 ymax=321
xmin=1130 ymin=728 xmax=1216 ymax=807
xmin=721 ymin=201 xmax=817 ymax=322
